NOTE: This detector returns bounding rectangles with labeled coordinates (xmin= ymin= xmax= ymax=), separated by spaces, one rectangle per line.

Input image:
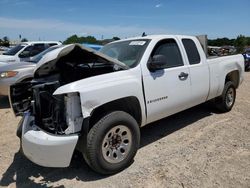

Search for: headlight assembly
xmin=0 ymin=71 xmax=18 ymax=78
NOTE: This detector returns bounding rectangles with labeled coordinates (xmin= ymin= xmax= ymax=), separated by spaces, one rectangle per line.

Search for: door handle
xmin=178 ymin=72 xmax=189 ymax=80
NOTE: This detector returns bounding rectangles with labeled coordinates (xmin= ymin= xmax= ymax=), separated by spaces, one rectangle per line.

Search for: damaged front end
xmin=10 ymin=80 xmax=83 ymax=135
xmin=9 ymin=80 xmax=82 ymax=167
xmin=9 ymin=79 xmax=84 ymax=167
xmin=10 ymin=44 xmax=126 ymax=135
xmin=9 ymin=44 xmax=127 ymax=167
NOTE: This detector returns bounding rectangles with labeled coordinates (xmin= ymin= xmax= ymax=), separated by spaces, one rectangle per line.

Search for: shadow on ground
xmin=0 ymin=103 xmax=216 ymax=187
xmin=0 ymin=96 xmax=10 ymax=109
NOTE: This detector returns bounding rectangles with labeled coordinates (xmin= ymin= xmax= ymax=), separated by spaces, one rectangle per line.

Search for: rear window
xmin=182 ymin=39 xmax=201 ymax=65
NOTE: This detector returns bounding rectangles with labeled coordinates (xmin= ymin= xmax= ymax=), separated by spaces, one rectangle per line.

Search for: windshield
xmin=3 ymin=44 xmax=25 ymax=56
xmin=29 ymin=45 xmax=61 ymax=63
xmin=100 ymin=39 xmax=150 ymax=68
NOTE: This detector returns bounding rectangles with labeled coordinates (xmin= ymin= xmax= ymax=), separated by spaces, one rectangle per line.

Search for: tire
xmin=215 ymin=81 xmax=236 ymax=112
xmin=84 ymin=111 xmax=140 ymax=174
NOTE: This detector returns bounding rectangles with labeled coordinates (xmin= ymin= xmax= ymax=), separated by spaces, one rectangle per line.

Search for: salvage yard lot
xmin=0 ymin=74 xmax=249 ymax=188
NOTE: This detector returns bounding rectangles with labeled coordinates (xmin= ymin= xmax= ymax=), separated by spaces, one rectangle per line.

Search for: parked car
xmin=243 ymin=48 xmax=250 ymax=71
xmin=0 ymin=45 xmax=62 ymax=96
xmin=9 ymin=35 xmax=244 ymax=174
xmin=0 ymin=46 xmax=10 ymax=51
xmin=0 ymin=41 xmax=61 ymax=63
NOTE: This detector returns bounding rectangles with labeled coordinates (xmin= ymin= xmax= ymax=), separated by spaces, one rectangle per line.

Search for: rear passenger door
xmin=181 ymin=38 xmax=210 ymax=106
xmin=142 ymin=38 xmax=192 ymax=124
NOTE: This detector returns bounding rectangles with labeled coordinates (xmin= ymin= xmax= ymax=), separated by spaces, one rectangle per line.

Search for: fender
xmin=53 ymin=68 xmax=147 ymax=126
xmin=217 ymin=54 xmax=244 ymax=96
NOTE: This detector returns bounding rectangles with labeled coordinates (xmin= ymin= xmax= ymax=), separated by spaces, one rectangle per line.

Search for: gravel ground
xmin=0 ymin=73 xmax=249 ymax=188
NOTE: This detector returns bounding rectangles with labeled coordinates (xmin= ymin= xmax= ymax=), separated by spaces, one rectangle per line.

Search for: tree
xmin=234 ymin=35 xmax=247 ymax=53
xmin=2 ymin=36 xmax=10 ymax=47
xmin=81 ymin=36 xmax=98 ymax=44
xmin=112 ymin=36 xmax=120 ymax=41
xmin=63 ymin=35 xmax=79 ymax=44
xmin=3 ymin=36 xmax=9 ymax=42
xmin=208 ymin=37 xmax=234 ymax=46
xmin=21 ymin=38 xmax=28 ymax=42
xmin=246 ymin=37 xmax=250 ymax=46
xmin=63 ymin=35 xmax=101 ymax=45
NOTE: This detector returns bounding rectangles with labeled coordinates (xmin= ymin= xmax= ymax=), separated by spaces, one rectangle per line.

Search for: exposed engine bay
xmin=10 ymin=44 xmax=126 ymax=135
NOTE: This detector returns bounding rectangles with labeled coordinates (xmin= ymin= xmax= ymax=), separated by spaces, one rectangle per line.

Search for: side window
xmin=182 ymin=39 xmax=201 ymax=65
xmin=152 ymin=39 xmax=184 ymax=69
xmin=19 ymin=44 xmax=46 ymax=58
xmin=49 ymin=43 xmax=58 ymax=47
xmin=31 ymin=44 xmax=46 ymax=56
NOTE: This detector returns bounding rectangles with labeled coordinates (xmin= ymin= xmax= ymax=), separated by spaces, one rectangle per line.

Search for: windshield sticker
xmin=129 ymin=41 xmax=146 ymax=46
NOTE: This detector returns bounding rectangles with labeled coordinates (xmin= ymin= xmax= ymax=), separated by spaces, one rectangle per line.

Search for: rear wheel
xmin=84 ymin=111 xmax=140 ymax=174
xmin=215 ymin=81 xmax=236 ymax=112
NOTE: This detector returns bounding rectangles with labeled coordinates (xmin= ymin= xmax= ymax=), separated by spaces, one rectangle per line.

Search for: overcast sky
xmin=0 ymin=0 xmax=249 ymax=41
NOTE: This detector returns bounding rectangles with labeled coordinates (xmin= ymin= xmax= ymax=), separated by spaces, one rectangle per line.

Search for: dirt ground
xmin=0 ymin=73 xmax=249 ymax=188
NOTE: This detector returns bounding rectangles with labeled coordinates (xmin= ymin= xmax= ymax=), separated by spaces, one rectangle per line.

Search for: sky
xmin=0 ymin=0 xmax=249 ymax=41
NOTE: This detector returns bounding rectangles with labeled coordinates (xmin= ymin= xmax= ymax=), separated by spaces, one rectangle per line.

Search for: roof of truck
xmin=20 ymin=41 xmax=62 ymax=45
xmin=111 ymin=35 xmax=196 ymax=43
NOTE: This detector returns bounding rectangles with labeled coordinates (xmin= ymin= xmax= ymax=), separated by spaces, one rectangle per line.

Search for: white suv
xmin=0 ymin=41 xmax=62 ymax=63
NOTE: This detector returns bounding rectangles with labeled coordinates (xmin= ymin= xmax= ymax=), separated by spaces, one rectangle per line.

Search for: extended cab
xmin=9 ymin=35 xmax=244 ymax=174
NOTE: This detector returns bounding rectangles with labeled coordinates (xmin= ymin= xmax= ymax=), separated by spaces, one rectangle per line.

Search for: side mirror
xmin=19 ymin=51 xmax=31 ymax=58
xmin=147 ymin=54 xmax=167 ymax=71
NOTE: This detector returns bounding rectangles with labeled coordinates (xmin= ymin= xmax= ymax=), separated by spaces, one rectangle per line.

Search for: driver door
xmin=142 ymin=38 xmax=192 ymax=123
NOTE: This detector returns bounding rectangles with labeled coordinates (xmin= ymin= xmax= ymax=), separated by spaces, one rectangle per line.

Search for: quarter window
xmin=182 ymin=39 xmax=201 ymax=65
xmin=151 ymin=39 xmax=184 ymax=69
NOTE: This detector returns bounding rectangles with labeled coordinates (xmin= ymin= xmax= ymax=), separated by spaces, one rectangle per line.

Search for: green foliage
xmin=207 ymin=35 xmax=250 ymax=53
xmin=208 ymin=38 xmax=235 ymax=46
xmin=234 ymin=35 xmax=247 ymax=53
xmin=112 ymin=36 xmax=120 ymax=41
xmin=63 ymin=35 xmax=101 ymax=45
xmin=1 ymin=36 xmax=10 ymax=47
xmin=3 ymin=36 xmax=9 ymax=42
xmin=63 ymin=35 xmax=121 ymax=45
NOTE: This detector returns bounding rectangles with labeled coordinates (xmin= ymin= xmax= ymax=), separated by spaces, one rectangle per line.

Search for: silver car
xmin=0 ymin=45 xmax=62 ymax=96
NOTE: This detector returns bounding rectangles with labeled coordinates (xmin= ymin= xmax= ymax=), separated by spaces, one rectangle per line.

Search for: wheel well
xmin=88 ymin=97 xmax=142 ymax=130
xmin=225 ymin=70 xmax=239 ymax=88
xmin=20 ymin=77 xmax=33 ymax=82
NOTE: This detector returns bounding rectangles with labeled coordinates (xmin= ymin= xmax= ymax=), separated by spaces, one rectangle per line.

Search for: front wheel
xmin=84 ymin=111 xmax=140 ymax=174
xmin=215 ymin=81 xmax=236 ymax=112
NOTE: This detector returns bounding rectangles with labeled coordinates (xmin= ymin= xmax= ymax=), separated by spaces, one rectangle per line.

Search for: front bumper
xmin=21 ymin=112 xmax=79 ymax=167
xmin=0 ymin=77 xmax=18 ymax=96
xmin=0 ymin=80 xmax=10 ymax=96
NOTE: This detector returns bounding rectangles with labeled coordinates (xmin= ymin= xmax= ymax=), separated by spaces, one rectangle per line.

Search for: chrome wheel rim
xmin=102 ymin=125 xmax=132 ymax=164
xmin=226 ymin=87 xmax=234 ymax=107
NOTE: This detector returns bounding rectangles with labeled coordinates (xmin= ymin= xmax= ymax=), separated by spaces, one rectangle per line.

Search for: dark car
xmin=243 ymin=48 xmax=250 ymax=71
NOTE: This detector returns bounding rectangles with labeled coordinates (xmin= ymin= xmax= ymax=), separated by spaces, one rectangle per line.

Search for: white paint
xmin=21 ymin=34 xmax=244 ymax=168
xmin=21 ymin=113 xmax=78 ymax=167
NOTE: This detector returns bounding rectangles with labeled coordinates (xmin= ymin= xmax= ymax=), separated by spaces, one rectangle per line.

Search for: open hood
xmin=34 ymin=44 xmax=128 ymax=77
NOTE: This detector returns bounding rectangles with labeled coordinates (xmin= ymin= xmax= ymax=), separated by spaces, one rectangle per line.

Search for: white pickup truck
xmin=10 ymin=35 xmax=244 ymax=174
